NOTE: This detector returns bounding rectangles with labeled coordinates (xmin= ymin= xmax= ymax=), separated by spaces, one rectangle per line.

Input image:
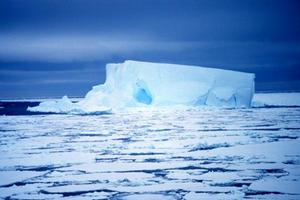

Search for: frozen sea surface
xmin=1 ymin=105 xmax=300 ymax=199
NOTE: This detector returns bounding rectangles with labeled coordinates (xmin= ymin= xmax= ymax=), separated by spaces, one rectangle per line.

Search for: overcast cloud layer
xmin=0 ymin=0 xmax=300 ymax=98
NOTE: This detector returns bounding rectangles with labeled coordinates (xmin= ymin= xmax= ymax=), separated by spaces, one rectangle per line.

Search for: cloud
xmin=1 ymin=33 xmax=300 ymax=63
xmin=0 ymin=33 xmax=199 ymax=62
xmin=0 ymin=67 xmax=104 ymax=84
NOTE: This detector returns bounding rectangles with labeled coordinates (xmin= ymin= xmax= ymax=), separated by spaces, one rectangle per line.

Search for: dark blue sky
xmin=0 ymin=0 xmax=300 ymax=99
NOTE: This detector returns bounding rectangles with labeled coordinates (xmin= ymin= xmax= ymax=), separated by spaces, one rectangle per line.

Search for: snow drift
xmin=28 ymin=60 xmax=255 ymax=113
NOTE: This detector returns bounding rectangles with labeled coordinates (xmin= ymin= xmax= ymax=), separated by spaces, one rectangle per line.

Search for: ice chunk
xmin=29 ymin=60 xmax=255 ymax=113
xmin=249 ymin=177 xmax=300 ymax=194
xmin=28 ymin=96 xmax=79 ymax=113
xmin=28 ymin=96 xmax=111 ymax=114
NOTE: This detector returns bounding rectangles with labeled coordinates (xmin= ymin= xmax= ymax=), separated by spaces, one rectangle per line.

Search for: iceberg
xmin=28 ymin=60 xmax=255 ymax=113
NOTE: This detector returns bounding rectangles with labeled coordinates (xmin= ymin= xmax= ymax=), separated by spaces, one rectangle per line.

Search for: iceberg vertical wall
xmin=29 ymin=60 xmax=255 ymax=113
xmin=85 ymin=60 xmax=254 ymax=107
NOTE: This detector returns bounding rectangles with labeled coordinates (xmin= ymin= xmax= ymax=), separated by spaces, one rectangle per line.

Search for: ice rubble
xmin=28 ymin=60 xmax=255 ymax=113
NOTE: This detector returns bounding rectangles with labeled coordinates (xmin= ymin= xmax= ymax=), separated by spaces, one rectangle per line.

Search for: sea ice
xmin=1 ymin=105 xmax=300 ymax=199
xmin=252 ymin=92 xmax=300 ymax=107
xmin=28 ymin=60 xmax=255 ymax=113
xmin=249 ymin=177 xmax=300 ymax=194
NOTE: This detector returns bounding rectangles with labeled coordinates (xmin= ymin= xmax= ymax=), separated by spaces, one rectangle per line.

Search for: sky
xmin=0 ymin=0 xmax=300 ymax=99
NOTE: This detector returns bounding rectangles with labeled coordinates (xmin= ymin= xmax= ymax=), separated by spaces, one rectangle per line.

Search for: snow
xmin=184 ymin=191 xmax=243 ymax=200
xmin=1 ymin=104 xmax=300 ymax=199
xmin=249 ymin=177 xmax=299 ymax=194
xmin=28 ymin=60 xmax=255 ymax=113
xmin=0 ymin=171 xmax=44 ymax=187
xmin=122 ymin=194 xmax=175 ymax=200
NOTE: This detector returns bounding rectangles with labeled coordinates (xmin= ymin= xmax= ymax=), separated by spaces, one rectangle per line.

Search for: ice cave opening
xmin=133 ymin=79 xmax=153 ymax=105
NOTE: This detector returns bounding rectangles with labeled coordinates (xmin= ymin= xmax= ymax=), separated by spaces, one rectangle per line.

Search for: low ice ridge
xmin=28 ymin=60 xmax=255 ymax=114
xmin=252 ymin=92 xmax=300 ymax=108
xmin=28 ymin=96 xmax=112 ymax=114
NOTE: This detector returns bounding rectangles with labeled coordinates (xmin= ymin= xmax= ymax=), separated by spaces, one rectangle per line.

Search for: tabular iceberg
xmin=28 ymin=60 xmax=255 ymax=113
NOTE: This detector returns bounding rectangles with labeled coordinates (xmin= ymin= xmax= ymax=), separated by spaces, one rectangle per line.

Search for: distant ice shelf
xmin=252 ymin=92 xmax=300 ymax=107
xmin=28 ymin=60 xmax=255 ymax=113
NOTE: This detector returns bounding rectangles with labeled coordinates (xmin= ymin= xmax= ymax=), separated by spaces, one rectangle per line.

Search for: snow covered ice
xmin=1 ymin=99 xmax=300 ymax=199
xmin=28 ymin=60 xmax=255 ymax=113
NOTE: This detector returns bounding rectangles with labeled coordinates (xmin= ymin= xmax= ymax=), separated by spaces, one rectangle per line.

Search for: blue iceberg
xmin=28 ymin=60 xmax=255 ymax=113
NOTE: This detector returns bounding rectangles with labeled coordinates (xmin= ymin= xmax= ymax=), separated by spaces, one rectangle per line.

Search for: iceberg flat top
xmin=29 ymin=60 xmax=255 ymax=113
